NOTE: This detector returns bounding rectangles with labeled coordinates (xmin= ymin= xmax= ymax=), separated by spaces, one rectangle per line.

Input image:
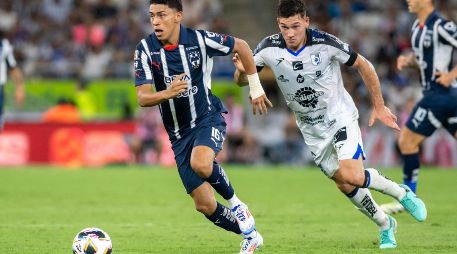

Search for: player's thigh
xmin=172 ymin=133 xmax=205 ymax=194
xmin=398 ymin=127 xmax=426 ymax=153
xmin=333 ymin=157 xmax=365 ymax=186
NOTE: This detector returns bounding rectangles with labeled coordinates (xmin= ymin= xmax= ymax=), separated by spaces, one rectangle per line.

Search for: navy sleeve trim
xmin=345 ymin=52 xmax=358 ymax=66
xmin=256 ymin=66 xmax=264 ymax=72
xmin=135 ymin=80 xmax=154 ymax=86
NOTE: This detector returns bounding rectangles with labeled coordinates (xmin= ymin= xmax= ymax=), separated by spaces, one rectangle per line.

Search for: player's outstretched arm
xmin=136 ymin=73 xmax=188 ymax=107
xmin=397 ymin=52 xmax=417 ymax=71
xmin=353 ymin=54 xmax=400 ymax=131
xmin=10 ymin=67 xmax=25 ymax=106
xmin=232 ymin=38 xmax=272 ymax=115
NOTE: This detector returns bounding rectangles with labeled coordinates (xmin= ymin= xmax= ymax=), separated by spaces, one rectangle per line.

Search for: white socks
xmin=347 ymin=187 xmax=390 ymax=230
xmin=227 ymin=194 xmax=242 ymax=210
xmin=365 ymin=168 xmax=406 ymax=200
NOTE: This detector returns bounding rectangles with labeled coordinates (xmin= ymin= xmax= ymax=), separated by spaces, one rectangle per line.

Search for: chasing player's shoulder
xmin=254 ymin=33 xmax=286 ymax=54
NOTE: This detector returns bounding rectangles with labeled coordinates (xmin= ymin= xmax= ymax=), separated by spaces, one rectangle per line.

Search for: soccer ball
xmin=72 ymin=228 xmax=112 ymax=254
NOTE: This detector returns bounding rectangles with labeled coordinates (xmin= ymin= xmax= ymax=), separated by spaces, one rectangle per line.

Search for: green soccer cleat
xmin=379 ymin=215 xmax=397 ymax=249
xmin=399 ymin=184 xmax=427 ymax=222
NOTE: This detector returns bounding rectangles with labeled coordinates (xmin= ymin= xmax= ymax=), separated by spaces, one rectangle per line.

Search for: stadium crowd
xmin=1 ymin=0 xmax=456 ymax=166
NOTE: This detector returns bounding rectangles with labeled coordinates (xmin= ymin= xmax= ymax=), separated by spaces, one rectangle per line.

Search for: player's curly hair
xmin=277 ymin=0 xmax=307 ymax=18
xmin=149 ymin=0 xmax=183 ymax=12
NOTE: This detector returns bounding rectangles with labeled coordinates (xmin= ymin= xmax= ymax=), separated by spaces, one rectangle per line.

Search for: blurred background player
xmin=234 ymin=0 xmax=427 ymax=249
xmin=381 ymin=0 xmax=457 ymax=214
xmin=0 ymin=32 xmax=25 ymax=130
xmin=134 ymin=1 xmax=272 ymax=253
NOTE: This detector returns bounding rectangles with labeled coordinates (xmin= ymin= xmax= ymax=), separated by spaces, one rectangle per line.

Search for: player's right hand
xmin=251 ymin=94 xmax=273 ymax=115
xmin=397 ymin=55 xmax=410 ymax=71
xmin=166 ymin=73 xmax=188 ymax=99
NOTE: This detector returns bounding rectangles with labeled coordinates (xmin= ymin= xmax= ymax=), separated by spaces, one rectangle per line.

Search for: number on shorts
xmin=412 ymin=107 xmax=427 ymax=128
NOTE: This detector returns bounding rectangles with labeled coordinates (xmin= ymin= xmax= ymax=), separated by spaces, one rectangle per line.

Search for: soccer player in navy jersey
xmin=234 ymin=0 xmax=427 ymax=249
xmin=0 ymin=35 xmax=25 ymax=130
xmin=133 ymin=1 xmax=271 ymax=253
xmin=381 ymin=0 xmax=457 ymax=214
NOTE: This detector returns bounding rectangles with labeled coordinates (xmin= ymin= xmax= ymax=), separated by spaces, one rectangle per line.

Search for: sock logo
xmin=222 ymin=207 xmax=236 ymax=223
xmin=361 ymin=194 xmax=378 ymax=217
xmin=218 ymin=165 xmax=230 ymax=186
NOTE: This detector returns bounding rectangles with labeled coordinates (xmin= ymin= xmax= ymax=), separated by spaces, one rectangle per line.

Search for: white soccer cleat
xmin=239 ymin=231 xmax=263 ymax=254
xmin=381 ymin=201 xmax=405 ymax=215
xmin=232 ymin=203 xmax=256 ymax=235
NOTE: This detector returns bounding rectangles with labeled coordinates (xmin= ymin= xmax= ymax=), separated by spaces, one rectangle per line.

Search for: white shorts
xmin=302 ymin=120 xmax=366 ymax=178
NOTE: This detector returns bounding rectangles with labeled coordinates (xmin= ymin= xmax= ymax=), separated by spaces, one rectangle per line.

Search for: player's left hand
xmin=369 ymin=106 xmax=400 ymax=131
xmin=436 ymin=72 xmax=454 ymax=88
xmin=250 ymin=94 xmax=273 ymax=115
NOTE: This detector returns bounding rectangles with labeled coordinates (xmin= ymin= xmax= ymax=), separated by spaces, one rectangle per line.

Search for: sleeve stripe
xmin=345 ymin=52 xmax=358 ymax=66
xmin=4 ymin=40 xmax=17 ymax=67
xmin=140 ymin=51 xmax=153 ymax=80
xmin=438 ymin=26 xmax=457 ymax=47
xmin=204 ymin=37 xmax=230 ymax=54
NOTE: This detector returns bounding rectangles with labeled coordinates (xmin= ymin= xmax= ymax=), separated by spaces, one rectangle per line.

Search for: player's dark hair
xmin=149 ymin=0 xmax=183 ymax=12
xmin=277 ymin=0 xmax=307 ymax=18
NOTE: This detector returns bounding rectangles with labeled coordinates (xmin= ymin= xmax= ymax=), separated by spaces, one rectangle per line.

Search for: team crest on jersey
xmin=287 ymin=87 xmax=324 ymax=109
xmin=188 ymin=51 xmax=201 ymax=69
xmin=311 ymin=53 xmax=321 ymax=66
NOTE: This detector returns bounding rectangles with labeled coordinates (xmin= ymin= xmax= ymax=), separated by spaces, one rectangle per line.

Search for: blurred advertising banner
xmin=0 ymin=132 xmax=29 ymax=166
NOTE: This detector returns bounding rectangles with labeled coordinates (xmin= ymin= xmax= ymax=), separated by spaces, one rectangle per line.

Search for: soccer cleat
xmin=379 ymin=215 xmax=397 ymax=249
xmin=380 ymin=201 xmax=405 ymax=214
xmin=240 ymin=231 xmax=263 ymax=254
xmin=232 ymin=203 xmax=255 ymax=234
xmin=399 ymin=184 xmax=427 ymax=222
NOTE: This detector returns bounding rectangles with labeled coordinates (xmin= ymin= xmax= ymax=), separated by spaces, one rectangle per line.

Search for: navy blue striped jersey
xmin=0 ymin=38 xmax=18 ymax=85
xmin=411 ymin=11 xmax=457 ymax=94
xmin=134 ymin=26 xmax=234 ymax=140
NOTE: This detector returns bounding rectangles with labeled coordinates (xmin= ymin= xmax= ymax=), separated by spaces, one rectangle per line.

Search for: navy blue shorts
xmin=171 ymin=113 xmax=227 ymax=194
xmin=406 ymin=91 xmax=457 ymax=137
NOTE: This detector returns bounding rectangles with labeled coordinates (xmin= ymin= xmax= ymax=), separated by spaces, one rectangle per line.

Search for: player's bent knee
xmin=336 ymin=167 xmax=365 ymax=187
xmin=190 ymin=159 xmax=212 ymax=177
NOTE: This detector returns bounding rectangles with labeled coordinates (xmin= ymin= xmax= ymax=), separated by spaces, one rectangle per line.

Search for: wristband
xmin=247 ymin=73 xmax=265 ymax=99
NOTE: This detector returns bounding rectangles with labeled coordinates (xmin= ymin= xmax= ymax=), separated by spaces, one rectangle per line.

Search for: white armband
xmin=247 ymin=73 xmax=265 ymax=99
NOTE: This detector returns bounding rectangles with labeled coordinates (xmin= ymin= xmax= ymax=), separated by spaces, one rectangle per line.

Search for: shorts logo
xmin=333 ymin=127 xmax=347 ymax=150
xmin=287 ymin=87 xmax=324 ymax=108
xmin=311 ymin=53 xmax=321 ymax=66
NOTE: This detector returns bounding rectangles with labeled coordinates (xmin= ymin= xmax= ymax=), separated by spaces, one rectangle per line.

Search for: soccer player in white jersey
xmin=0 ymin=34 xmax=25 ymax=130
xmin=381 ymin=0 xmax=457 ymax=215
xmin=134 ymin=1 xmax=272 ymax=253
xmin=234 ymin=0 xmax=427 ymax=249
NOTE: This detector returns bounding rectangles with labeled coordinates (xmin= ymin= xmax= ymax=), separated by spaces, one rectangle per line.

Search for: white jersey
xmin=253 ymin=29 xmax=359 ymax=140
xmin=0 ymin=38 xmax=17 ymax=85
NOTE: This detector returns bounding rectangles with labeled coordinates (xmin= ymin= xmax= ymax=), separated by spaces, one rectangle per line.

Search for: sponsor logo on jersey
xmin=311 ymin=53 xmax=321 ymax=66
xmin=276 ymin=58 xmax=285 ymax=66
xmin=299 ymin=114 xmax=325 ymax=126
xmin=297 ymin=74 xmax=305 ymax=83
xmin=177 ymin=86 xmax=198 ymax=98
xmin=164 ymin=74 xmax=191 ymax=85
xmin=277 ymin=75 xmax=289 ymax=82
xmin=287 ymin=87 xmax=324 ymax=108
xmin=424 ymin=31 xmax=433 ymax=48
xmin=188 ymin=50 xmax=201 ymax=69
xmin=292 ymin=61 xmax=303 ymax=71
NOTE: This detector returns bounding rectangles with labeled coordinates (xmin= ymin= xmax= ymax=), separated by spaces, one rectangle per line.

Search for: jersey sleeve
xmin=3 ymin=39 xmax=17 ymax=69
xmin=134 ymin=41 xmax=154 ymax=86
xmin=199 ymin=30 xmax=235 ymax=57
xmin=253 ymin=39 xmax=268 ymax=72
xmin=323 ymin=33 xmax=358 ymax=66
xmin=438 ymin=20 xmax=457 ymax=47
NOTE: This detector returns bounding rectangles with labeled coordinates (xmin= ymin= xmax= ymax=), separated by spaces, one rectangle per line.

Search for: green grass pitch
xmin=0 ymin=166 xmax=456 ymax=253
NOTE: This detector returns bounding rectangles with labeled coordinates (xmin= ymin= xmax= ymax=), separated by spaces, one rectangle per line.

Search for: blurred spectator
xmin=42 ymin=98 xmax=81 ymax=123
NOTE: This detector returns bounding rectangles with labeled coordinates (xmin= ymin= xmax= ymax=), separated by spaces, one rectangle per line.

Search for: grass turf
xmin=0 ymin=166 xmax=456 ymax=253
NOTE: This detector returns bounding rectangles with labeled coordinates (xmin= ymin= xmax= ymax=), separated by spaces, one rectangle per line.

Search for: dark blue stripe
xmin=352 ymin=143 xmax=365 ymax=160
